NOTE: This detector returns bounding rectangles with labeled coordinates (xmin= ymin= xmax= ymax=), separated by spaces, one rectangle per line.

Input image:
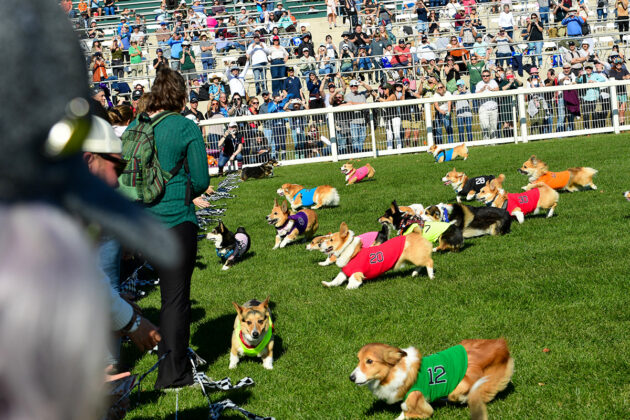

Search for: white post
xmin=424 ymin=102 xmax=434 ymax=147
xmin=327 ymin=112 xmax=339 ymax=162
xmin=517 ymin=93 xmax=528 ymax=143
xmin=610 ymin=85 xmax=620 ymax=134
xmin=369 ymin=109 xmax=378 ymax=158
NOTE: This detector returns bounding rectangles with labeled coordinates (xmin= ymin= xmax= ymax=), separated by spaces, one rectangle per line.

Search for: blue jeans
xmin=104 ymin=6 xmax=115 ymax=15
xmin=456 ymin=115 xmax=473 ymax=142
xmin=502 ymin=26 xmax=514 ymax=39
xmin=263 ymin=126 xmax=273 ymax=155
xmin=416 ymin=21 xmax=428 ymax=34
xmin=270 ymin=59 xmax=285 ymax=96
xmin=495 ymin=52 xmax=512 ymax=68
xmin=429 ymin=0 xmax=439 ymax=7
xmin=434 ymin=113 xmax=454 ymax=144
xmin=350 ymin=122 xmax=366 ymax=153
xmin=253 ymin=63 xmax=268 ymax=95
xmin=290 ymin=122 xmax=307 ymax=154
xmin=98 ymin=238 xmax=122 ymax=292
xmin=597 ymin=8 xmax=608 ymax=21
xmin=539 ymin=6 xmax=550 ymax=24
xmin=528 ymin=42 xmax=543 ymax=67
xmin=336 ymin=131 xmax=349 ymax=154
xmin=318 ymin=66 xmax=333 ymax=75
xmin=271 ymin=123 xmax=287 ymax=158
xmin=218 ymin=152 xmax=243 ymax=171
xmin=202 ymin=56 xmax=215 ymax=71
xmin=556 ymin=98 xmax=575 ymax=132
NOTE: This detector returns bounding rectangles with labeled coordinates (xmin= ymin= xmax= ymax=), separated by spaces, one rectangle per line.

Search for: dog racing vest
xmin=506 ymin=188 xmax=540 ymax=216
xmin=237 ymin=316 xmax=274 ymax=357
xmin=435 ymin=149 xmax=454 ymax=162
xmin=403 ymin=222 xmax=453 ymax=243
xmin=295 ymin=188 xmax=317 ymax=207
xmin=341 ymin=235 xmax=406 ymax=280
xmin=405 ymin=344 xmax=468 ymax=403
xmin=349 ymin=165 xmax=370 ymax=183
xmin=535 ymin=171 xmax=570 ymax=190
xmin=460 ymin=175 xmax=495 ymax=196
xmin=277 ymin=212 xmax=309 ymax=236
xmin=357 ymin=231 xmax=379 ymax=248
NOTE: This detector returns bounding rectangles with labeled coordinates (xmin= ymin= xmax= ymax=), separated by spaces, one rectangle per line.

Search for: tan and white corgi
xmin=277 ymin=183 xmax=340 ymax=210
xmin=518 ymin=155 xmax=598 ymax=192
xmin=428 ymin=143 xmax=468 ymax=163
xmin=442 ymin=168 xmax=495 ymax=203
xmin=307 ymin=226 xmax=389 ymax=266
xmin=266 ymin=198 xmax=318 ymax=249
xmin=399 ymin=203 xmax=425 ymax=217
xmin=321 ymin=222 xmax=434 ymax=289
xmin=477 ymin=174 xmax=559 ymax=224
xmin=230 ymin=297 xmax=274 ymax=370
xmin=350 ymin=339 xmax=514 ymax=419
xmin=625 ymin=191 xmax=630 ymax=201
xmin=340 ymin=161 xmax=376 ymax=185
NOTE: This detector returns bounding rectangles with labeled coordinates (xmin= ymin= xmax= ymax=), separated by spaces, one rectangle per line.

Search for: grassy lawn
xmin=124 ymin=133 xmax=630 ymax=420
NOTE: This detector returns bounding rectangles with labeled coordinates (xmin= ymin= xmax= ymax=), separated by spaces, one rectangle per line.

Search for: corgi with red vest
xmin=350 ymin=339 xmax=514 ymax=419
xmin=230 ymin=297 xmax=274 ymax=370
xmin=321 ymin=222 xmax=434 ymax=289
xmin=340 ymin=161 xmax=376 ymax=185
xmin=518 ymin=155 xmax=598 ymax=192
xmin=477 ymin=174 xmax=559 ymax=224
xmin=307 ymin=225 xmax=390 ymax=266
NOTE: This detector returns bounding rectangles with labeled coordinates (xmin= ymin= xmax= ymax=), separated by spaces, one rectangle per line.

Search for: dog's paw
xmin=222 ymin=265 xmax=230 ymax=271
xmin=346 ymin=279 xmax=362 ymax=289
xmin=432 ymin=247 xmax=438 ymax=253
xmin=262 ymin=358 xmax=273 ymax=370
xmin=229 ymin=362 xmax=238 ymax=369
xmin=321 ymin=280 xmax=333 ymax=287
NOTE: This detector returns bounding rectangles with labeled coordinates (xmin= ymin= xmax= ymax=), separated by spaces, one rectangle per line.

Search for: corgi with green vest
xmin=230 ymin=297 xmax=274 ymax=370
xmin=350 ymin=339 xmax=514 ymax=419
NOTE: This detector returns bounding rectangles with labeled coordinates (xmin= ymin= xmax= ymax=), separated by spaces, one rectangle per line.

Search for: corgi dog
xmin=399 ymin=203 xmax=425 ymax=217
xmin=477 ymin=174 xmax=559 ymax=224
xmin=442 ymin=168 xmax=495 ymax=203
xmin=230 ymin=297 xmax=274 ymax=370
xmin=379 ymin=201 xmax=463 ymax=252
xmin=206 ymin=221 xmax=251 ymax=270
xmin=625 ymin=191 xmax=630 ymax=201
xmin=518 ymin=155 xmax=598 ymax=192
xmin=321 ymin=222 xmax=434 ymax=289
xmin=350 ymin=339 xmax=514 ymax=420
xmin=240 ymin=159 xmax=278 ymax=181
xmin=266 ymin=198 xmax=318 ymax=249
xmin=307 ymin=225 xmax=389 ymax=266
xmin=277 ymin=183 xmax=340 ymax=210
xmin=423 ymin=203 xmax=511 ymax=238
xmin=428 ymin=143 xmax=468 ymax=163
xmin=340 ymin=161 xmax=376 ymax=185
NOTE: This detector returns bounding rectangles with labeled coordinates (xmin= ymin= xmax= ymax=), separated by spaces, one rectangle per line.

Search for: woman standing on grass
xmin=145 ymin=68 xmax=210 ymax=390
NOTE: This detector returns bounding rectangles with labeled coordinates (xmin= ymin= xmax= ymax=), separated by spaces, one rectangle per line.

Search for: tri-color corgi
xmin=277 ymin=183 xmax=340 ymax=210
xmin=477 ymin=174 xmax=559 ymax=224
xmin=307 ymin=225 xmax=389 ymax=266
xmin=518 ymin=155 xmax=598 ymax=192
xmin=240 ymin=159 xmax=278 ymax=181
xmin=423 ymin=203 xmax=511 ymax=238
xmin=230 ymin=297 xmax=274 ymax=370
xmin=266 ymin=198 xmax=318 ymax=249
xmin=340 ymin=161 xmax=376 ymax=185
xmin=442 ymin=168 xmax=495 ymax=203
xmin=379 ymin=201 xmax=463 ymax=252
xmin=428 ymin=143 xmax=468 ymax=163
xmin=321 ymin=222 xmax=434 ymax=289
xmin=350 ymin=339 xmax=514 ymax=419
xmin=206 ymin=221 xmax=251 ymax=270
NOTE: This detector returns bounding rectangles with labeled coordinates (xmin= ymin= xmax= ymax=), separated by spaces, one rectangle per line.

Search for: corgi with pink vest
xmin=476 ymin=174 xmax=559 ymax=224
xmin=321 ymin=222 xmax=434 ymax=289
xmin=341 ymin=161 xmax=376 ymax=185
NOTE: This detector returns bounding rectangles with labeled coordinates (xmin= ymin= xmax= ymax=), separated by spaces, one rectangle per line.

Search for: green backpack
xmin=119 ymin=111 xmax=188 ymax=204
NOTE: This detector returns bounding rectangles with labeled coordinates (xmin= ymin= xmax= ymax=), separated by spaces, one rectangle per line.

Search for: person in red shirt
xmin=392 ymin=39 xmax=411 ymax=79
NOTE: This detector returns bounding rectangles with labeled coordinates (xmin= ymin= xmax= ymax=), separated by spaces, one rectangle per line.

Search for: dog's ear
xmin=261 ymin=296 xmax=270 ymax=309
xmin=529 ymin=155 xmax=537 ymax=163
xmin=339 ymin=222 xmax=348 ymax=238
xmin=452 ymin=167 xmax=457 ymax=172
xmin=273 ymin=197 xmax=278 ymax=207
xmin=383 ymin=348 xmax=407 ymax=366
xmin=281 ymin=200 xmax=288 ymax=213
xmin=232 ymin=302 xmax=243 ymax=316
xmin=498 ymin=174 xmax=505 ymax=183
xmin=219 ymin=221 xmax=225 ymax=232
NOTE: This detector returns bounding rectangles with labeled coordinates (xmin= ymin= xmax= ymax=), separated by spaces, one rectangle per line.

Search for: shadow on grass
xmin=192 ymin=313 xmax=234 ymax=365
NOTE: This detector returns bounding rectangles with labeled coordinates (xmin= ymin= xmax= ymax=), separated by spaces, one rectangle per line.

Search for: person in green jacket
xmin=129 ymin=39 xmax=144 ymax=76
xmin=180 ymin=40 xmax=196 ymax=77
xmin=145 ymin=68 xmax=210 ymax=390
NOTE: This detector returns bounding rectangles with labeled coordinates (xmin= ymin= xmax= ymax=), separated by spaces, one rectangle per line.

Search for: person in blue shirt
xmin=167 ymin=32 xmax=184 ymax=71
xmin=282 ymin=67 xmax=305 ymax=102
xmin=562 ymin=10 xmax=585 ymax=37
xmin=267 ymin=94 xmax=290 ymax=160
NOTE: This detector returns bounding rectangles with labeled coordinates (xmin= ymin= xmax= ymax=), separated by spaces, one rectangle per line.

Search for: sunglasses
xmin=97 ymin=153 xmax=127 ymax=177
xmin=251 ymin=101 xmax=259 ymax=104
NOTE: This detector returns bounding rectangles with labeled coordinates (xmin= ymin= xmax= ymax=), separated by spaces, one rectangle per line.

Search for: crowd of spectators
xmin=76 ymin=0 xmax=630 ymax=161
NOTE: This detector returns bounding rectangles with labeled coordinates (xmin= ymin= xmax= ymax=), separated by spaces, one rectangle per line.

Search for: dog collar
xmin=216 ymin=247 xmax=234 ymax=259
xmin=237 ymin=317 xmax=274 ymax=357
xmin=441 ymin=210 xmax=449 ymax=223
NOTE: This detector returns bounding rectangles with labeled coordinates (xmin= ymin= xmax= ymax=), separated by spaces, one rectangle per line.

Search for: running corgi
xmin=266 ymin=198 xmax=318 ymax=249
xmin=340 ymin=161 xmax=376 ymax=185
xmin=428 ymin=143 xmax=469 ymax=162
xmin=307 ymin=226 xmax=389 ymax=266
xmin=518 ymin=155 xmax=597 ymax=192
xmin=442 ymin=168 xmax=495 ymax=203
xmin=277 ymin=183 xmax=340 ymax=210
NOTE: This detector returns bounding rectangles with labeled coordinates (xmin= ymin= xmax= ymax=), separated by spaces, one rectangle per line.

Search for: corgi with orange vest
xmin=477 ymin=174 xmax=559 ymax=224
xmin=321 ymin=222 xmax=434 ymax=289
xmin=518 ymin=155 xmax=598 ymax=192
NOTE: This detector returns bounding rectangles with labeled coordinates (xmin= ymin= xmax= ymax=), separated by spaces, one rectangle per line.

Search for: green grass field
xmin=125 ymin=134 xmax=630 ymax=420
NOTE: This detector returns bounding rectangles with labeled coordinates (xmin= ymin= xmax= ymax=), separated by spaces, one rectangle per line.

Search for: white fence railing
xmin=196 ymin=79 xmax=629 ymax=172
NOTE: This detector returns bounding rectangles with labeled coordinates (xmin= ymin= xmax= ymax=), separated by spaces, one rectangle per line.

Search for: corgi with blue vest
xmin=277 ymin=183 xmax=340 ymax=210
xmin=267 ymin=198 xmax=318 ymax=249
xmin=350 ymin=339 xmax=514 ymax=419
xmin=428 ymin=143 xmax=469 ymax=163
xmin=230 ymin=297 xmax=274 ymax=370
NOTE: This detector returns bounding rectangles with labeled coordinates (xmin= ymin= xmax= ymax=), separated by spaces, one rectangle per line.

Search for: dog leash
xmin=186 ymin=348 xmax=275 ymax=420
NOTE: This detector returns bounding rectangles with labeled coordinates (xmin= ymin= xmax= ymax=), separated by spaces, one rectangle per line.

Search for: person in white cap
xmin=225 ymin=60 xmax=250 ymax=98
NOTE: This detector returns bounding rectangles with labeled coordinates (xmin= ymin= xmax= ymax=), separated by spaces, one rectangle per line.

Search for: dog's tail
xmin=328 ymin=188 xmax=340 ymax=207
xmin=467 ymin=356 xmax=514 ymax=420
xmin=236 ymin=226 xmax=247 ymax=234
xmin=461 ymin=143 xmax=469 ymax=155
